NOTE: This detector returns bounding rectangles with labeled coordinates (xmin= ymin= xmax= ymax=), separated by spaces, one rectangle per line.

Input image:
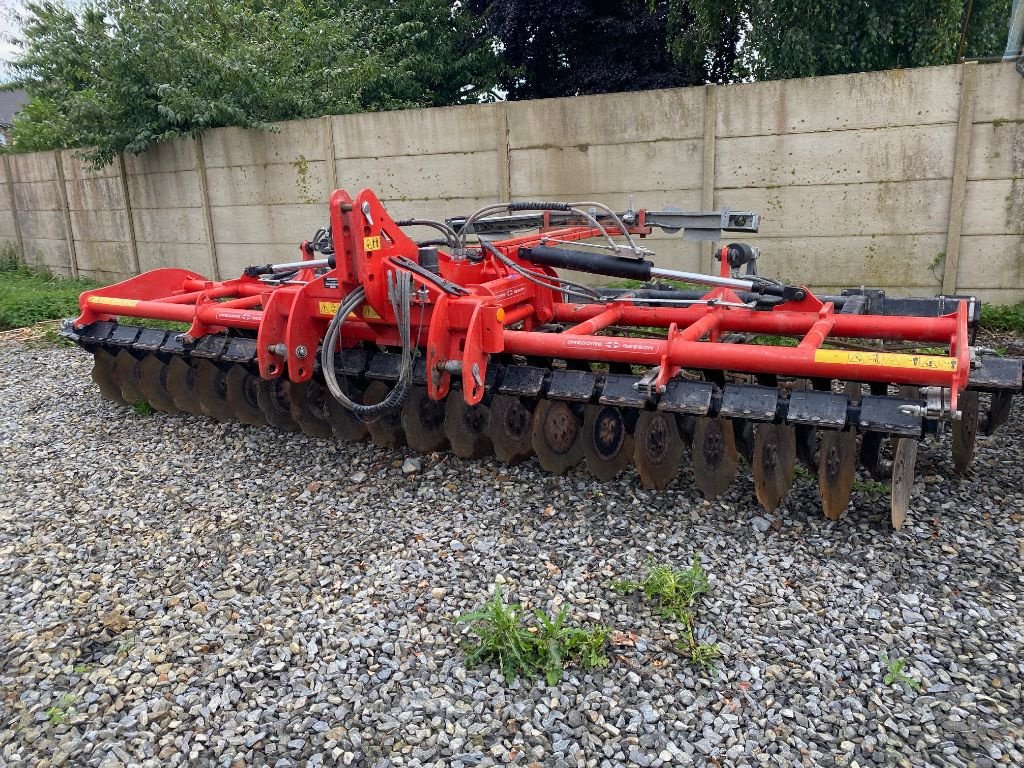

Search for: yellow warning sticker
xmin=362 ymin=305 xmax=381 ymax=320
xmin=318 ymin=301 xmax=341 ymax=316
xmin=318 ymin=300 xmax=381 ymax=321
xmin=814 ymin=349 xmax=957 ymax=372
xmin=363 ymin=235 xmax=381 ymax=252
xmin=88 ymin=296 xmax=138 ymax=308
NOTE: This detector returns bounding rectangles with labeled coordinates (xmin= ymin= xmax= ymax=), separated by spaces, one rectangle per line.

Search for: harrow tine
xmin=290 ymin=379 xmax=334 ymax=438
xmin=112 ymin=349 xmax=145 ymax=405
xmin=165 ymin=356 xmax=204 ymax=416
xmin=363 ymin=380 xmax=407 ymax=448
xmin=752 ymin=423 xmax=796 ymax=512
xmin=91 ymin=349 xmax=128 ymax=405
xmin=633 ymin=410 xmax=685 ymax=490
xmin=582 ymin=404 xmax=634 ymax=481
xmin=256 ymin=377 xmax=300 ymax=432
xmin=692 ymin=416 xmax=738 ymax=500
xmin=952 ymin=390 xmax=979 ymax=475
xmin=224 ymin=365 xmax=267 ymax=426
xmin=817 ymin=429 xmax=857 ymax=521
xmin=531 ymin=399 xmax=583 ymax=474
xmin=890 ymin=437 xmax=918 ymax=530
xmin=194 ymin=359 xmax=234 ymax=423
xmin=487 ymin=394 xmax=535 ymax=465
xmin=401 ymin=386 xmax=449 ymax=453
xmin=136 ymin=354 xmax=179 ymax=414
xmin=324 ymin=381 xmax=369 ymax=441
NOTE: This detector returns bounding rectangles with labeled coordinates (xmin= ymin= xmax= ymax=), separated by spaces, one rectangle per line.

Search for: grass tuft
xmin=0 ymin=247 xmax=100 ymax=331
xmin=880 ymin=652 xmax=921 ymax=691
xmin=980 ymin=303 xmax=1024 ymax=334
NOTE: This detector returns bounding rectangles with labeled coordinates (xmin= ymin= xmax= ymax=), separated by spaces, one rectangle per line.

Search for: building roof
xmin=0 ymin=89 xmax=29 ymax=127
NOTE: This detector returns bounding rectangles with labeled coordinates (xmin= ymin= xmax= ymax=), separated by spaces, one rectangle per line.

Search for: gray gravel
xmin=2 ymin=341 xmax=1023 ymax=768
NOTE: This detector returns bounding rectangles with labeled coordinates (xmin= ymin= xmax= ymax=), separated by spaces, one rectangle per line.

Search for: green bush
xmin=980 ymin=303 xmax=1024 ymax=334
xmin=0 ymin=249 xmax=99 ymax=331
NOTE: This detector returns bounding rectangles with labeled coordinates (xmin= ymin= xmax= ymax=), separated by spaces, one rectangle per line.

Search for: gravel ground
xmin=1 ymin=340 xmax=1023 ymax=768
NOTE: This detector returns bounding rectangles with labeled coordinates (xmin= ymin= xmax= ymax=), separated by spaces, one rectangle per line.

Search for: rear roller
xmin=290 ymin=379 xmax=334 ymax=438
xmin=363 ymin=380 xmax=407 ymax=448
xmin=324 ymin=381 xmax=369 ymax=441
xmin=402 ymin=386 xmax=449 ymax=453
xmin=194 ymin=359 xmax=234 ymax=423
xmin=817 ymin=429 xmax=857 ymax=521
xmin=531 ymin=399 xmax=583 ymax=474
xmin=445 ymin=394 xmax=492 ymax=458
xmin=91 ymin=349 xmax=128 ymax=405
xmin=952 ymin=391 xmax=979 ymax=475
xmin=224 ymin=365 xmax=266 ymax=426
xmin=692 ymin=416 xmax=738 ymax=500
xmin=165 ymin=356 xmax=204 ymax=416
xmin=112 ymin=349 xmax=145 ymax=405
xmin=890 ymin=437 xmax=918 ymax=530
xmin=633 ymin=410 xmax=685 ymax=490
xmin=257 ymin=376 xmax=300 ymax=432
xmin=487 ymin=395 xmax=535 ymax=465
xmin=752 ymin=423 xmax=796 ymax=512
xmin=136 ymin=354 xmax=179 ymax=414
xmin=582 ymin=404 xmax=634 ymax=481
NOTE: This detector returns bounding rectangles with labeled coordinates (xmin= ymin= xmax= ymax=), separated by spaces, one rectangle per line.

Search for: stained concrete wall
xmin=2 ymin=60 xmax=1021 ymax=302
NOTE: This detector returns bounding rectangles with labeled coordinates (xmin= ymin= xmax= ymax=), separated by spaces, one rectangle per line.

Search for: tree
xmin=5 ymin=0 xmax=502 ymax=166
xmin=469 ymin=0 xmax=743 ymax=100
xmin=675 ymin=0 xmax=1013 ymax=81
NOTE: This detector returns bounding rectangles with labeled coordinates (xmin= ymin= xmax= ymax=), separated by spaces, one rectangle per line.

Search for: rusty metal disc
xmin=691 ymin=416 xmax=738 ymax=499
xmin=752 ymin=423 xmax=797 ymax=512
xmin=890 ymin=437 xmax=918 ymax=530
xmin=445 ymin=393 xmax=493 ymax=459
xmin=194 ymin=359 xmax=234 ymax=423
xmin=817 ymin=429 xmax=857 ymax=521
xmin=633 ymin=410 xmax=685 ymax=490
xmin=324 ymin=381 xmax=369 ymax=442
xmin=165 ymin=356 xmax=204 ymax=416
xmin=256 ymin=376 xmax=300 ymax=432
xmin=91 ymin=349 xmax=128 ymax=405
xmin=224 ymin=365 xmax=266 ymax=426
xmin=290 ymin=379 xmax=334 ymax=438
xmin=136 ymin=354 xmax=179 ymax=414
xmin=982 ymin=390 xmax=1013 ymax=436
xmin=401 ymin=386 xmax=449 ymax=453
xmin=112 ymin=349 xmax=145 ymax=405
xmin=733 ymin=419 xmax=756 ymax=464
xmin=583 ymin=404 xmax=634 ymax=481
xmin=531 ymin=399 xmax=582 ymax=474
xmin=363 ymin=380 xmax=407 ymax=448
xmin=952 ymin=390 xmax=979 ymax=475
xmin=487 ymin=394 xmax=534 ymax=465
xmin=859 ymin=431 xmax=892 ymax=480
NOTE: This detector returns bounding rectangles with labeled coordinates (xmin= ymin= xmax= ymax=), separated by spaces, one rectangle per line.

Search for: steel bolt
xmin=295 ymin=345 xmax=308 ymax=360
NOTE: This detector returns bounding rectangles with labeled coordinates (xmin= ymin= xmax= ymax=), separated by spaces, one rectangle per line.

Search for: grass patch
xmin=456 ymin=585 xmax=610 ymax=685
xmin=0 ymin=248 xmax=100 ymax=331
xmin=980 ymin=303 xmax=1024 ymax=334
xmin=880 ymin=653 xmax=921 ymax=691
xmin=45 ymin=693 xmax=76 ymax=726
xmin=612 ymin=555 xmax=719 ymax=670
xmin=853 ymin=477 xmax=889 ymax=496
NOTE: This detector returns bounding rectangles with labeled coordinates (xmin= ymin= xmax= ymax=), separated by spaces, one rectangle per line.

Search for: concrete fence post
xmin=193 ymin=134 xmax=221 ymax=281
xmin=495 ymin=102 xmax=511 ymax=202
xmin=53 ymin=151 xmax=80 ymax=279
xmin=116 ymin=152 xmax=141 ymax=275
xmin=322 ymin=116 xmax=338 ymax=193
xmin=701 ymin=84 xmax=718 ymax=274
xmin=942 ymin=61 xmax=979 ymax=296
xmin=2 ymin=154 xmax=24 ymax=257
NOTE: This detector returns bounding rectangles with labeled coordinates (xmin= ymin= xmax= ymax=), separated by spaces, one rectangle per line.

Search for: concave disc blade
xmin=165 ymin=356 xmax=204 ymax=416
xmin=290 ymin=379 xmax=334 ymax=438
xmin=363 ymin=380 xmax=406 ymax=449
xmin=112 ymin=349 xmax=145 ymax=405
xmin=817 ymin=429 xmax=857 ymax=521
xmin=691 ymin=416 xmax=738 ymax=500
xmin=487 ymin=394 xmax=534 ymax=465
xmin=256 ymin=376 xmax=300 ymax=432
xmin=137 ymin=354 xmax=179 ymax=414
xmin=194 ymin=359 xmax=234 ymax=423
xmin=859 ymin=431 xmax=891 ymax=480
xmin=225 ymin=365 xmax=266 ymax=426
xmin=583 ymin=404 xmax=634 ymax=482
xmin=401 ymin=386 xmax=449 ymax=453
xmin=531 ymin=399 xmax=582 ymax=474
xmin=633 ymin=410 xmax=685 ymax=490
xmin=752 ymin=423 xmax=797 ymax=513
xmin=324 ymin=381 xmax=368 ymax=442
xmin=982 ymin=390 xmax=1013 ymax=436
xmin=91 ymin=349 xmax=128 ymax=405
xmin=733 ymin=419 xmax=755 ymax=464
xmin=890 ymin=437 xmax=918 ymax=530
xmin=445 ymin=393 xmax=492 ymax=459
xmin=952 ymin=390 xmax=979 ymax=475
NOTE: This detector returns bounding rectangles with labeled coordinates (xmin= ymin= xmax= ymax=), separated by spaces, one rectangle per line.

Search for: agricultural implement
xmin=62 ymin=188 xmax=1022 ymax=528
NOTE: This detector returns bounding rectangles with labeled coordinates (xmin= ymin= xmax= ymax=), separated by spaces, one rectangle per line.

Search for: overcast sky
xmin=0 ymin=0 xmax=22 ymax=80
